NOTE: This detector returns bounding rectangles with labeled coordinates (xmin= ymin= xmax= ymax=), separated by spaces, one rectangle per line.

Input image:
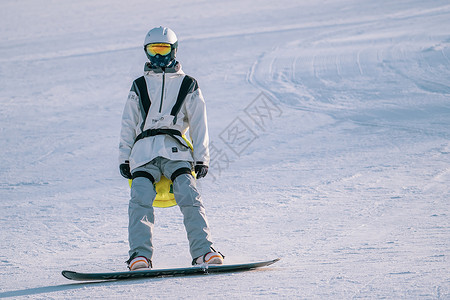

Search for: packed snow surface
xmin=1 ymin=0 xmax=449 ymax=298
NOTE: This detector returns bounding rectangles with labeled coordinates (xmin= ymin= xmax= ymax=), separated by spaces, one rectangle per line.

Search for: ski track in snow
xmin=1 ymin=0 xmax=449 ymax=299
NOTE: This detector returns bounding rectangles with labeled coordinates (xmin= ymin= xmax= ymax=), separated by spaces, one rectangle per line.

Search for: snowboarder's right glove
xmin=194 ymin=162 xmax=208 ymax=179
xmin=120 ymin=161 xmax=132 ymax=179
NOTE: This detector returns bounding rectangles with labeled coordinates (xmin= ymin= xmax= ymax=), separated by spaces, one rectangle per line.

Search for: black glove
xmin=194 ymin=162 xmax=208 ymax=179
xmin=119 ymin=161 xmax=132 ymax=179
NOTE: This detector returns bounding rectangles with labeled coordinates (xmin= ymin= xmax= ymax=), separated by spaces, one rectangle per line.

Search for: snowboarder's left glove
xmin=120 ymin=161 xmax=132 ymax=179
xmin=194 ymin=162 xmax=208 ymax=179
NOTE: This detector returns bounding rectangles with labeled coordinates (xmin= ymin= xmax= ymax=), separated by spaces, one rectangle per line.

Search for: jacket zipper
xmin=159 ymin=71 xmax=165 ymax=113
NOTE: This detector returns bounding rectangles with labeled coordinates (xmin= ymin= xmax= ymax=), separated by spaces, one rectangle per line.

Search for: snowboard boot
xmin=193 ymin=250 xmax=224 ymax=265
xmin=127 ymin=253 xmax=152 ymax=271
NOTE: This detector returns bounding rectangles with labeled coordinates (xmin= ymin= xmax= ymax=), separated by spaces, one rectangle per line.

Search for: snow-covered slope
xmin=1 ymin=0 xmax=449 ymax=298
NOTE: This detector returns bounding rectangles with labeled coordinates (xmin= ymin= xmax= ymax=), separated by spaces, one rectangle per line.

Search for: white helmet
xmin=144 ymin=26 xmax=178 ymax=68
xmin=144 ymin=26 xmax=177 ymax=46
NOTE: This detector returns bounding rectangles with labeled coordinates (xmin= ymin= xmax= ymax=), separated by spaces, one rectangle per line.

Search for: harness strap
xmin=131 ymin=171 xmax=155 ymax=184
xmin=134 ymin=128 xmax=188 ymax=148
xmin=133 ymin=76 xmax=151 ymax=131
xmin=171 ymin=75 xmax=197 ymax=124
xmin=135 ymin=76 xmax=151 ymax=113
xmin=170 ymin=167 xmax=192 ymax=182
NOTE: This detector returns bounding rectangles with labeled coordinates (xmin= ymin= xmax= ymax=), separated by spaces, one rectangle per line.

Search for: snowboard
xmin=62 ymin=258 xmax=280 ymax=281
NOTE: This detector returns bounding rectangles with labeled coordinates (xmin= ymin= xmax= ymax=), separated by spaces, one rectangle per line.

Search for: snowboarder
xmin=119 ymin=26 xmax=223 ymax=270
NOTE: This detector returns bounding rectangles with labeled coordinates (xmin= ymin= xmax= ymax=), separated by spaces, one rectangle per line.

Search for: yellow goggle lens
xmin=146 ymin=43 xmax=172 ymax=56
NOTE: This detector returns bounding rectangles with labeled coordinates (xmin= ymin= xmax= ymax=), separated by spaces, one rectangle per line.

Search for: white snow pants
xmin=128 ymin=157 xmax=213 ymax=261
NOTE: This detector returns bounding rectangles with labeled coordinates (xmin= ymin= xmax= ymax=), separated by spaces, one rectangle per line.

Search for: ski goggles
xmin=146 ymin=43 xmax=172 ymax=56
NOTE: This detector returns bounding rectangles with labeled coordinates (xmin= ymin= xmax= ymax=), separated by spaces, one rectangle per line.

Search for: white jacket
xmin=119 ymin=62 xmax=210 ymax=172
